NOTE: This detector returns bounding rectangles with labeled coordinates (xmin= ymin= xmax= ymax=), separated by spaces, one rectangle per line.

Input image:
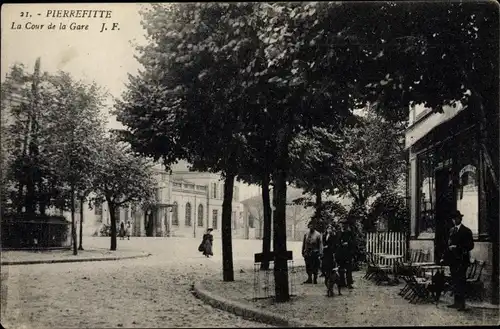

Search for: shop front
xmin=407 ymin=106 xmax=498 ymax=304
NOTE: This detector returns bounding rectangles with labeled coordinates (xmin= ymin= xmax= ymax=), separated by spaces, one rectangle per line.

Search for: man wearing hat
xmin=302 ymin=221 xmax=323 ymax=284
xmin=441 ymin=210 xmax=474 ymax=311
xmin=336 ymin=220 xmax=355 ymax=289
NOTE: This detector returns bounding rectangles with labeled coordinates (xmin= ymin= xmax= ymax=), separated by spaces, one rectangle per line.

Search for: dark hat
xmin=207 ymin=228 xmax=214 ymax=232
xmin=450 ymin=210 xmax=464 ymax=219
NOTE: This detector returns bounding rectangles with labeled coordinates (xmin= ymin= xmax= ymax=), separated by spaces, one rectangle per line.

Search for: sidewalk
xmin=1 ymin=248 xmax=151 ymax=265
xmin=196 ymin=269 xmax=499 ymax=327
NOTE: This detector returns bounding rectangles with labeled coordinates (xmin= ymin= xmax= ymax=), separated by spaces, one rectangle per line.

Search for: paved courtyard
xmin=1 ymin=236 xmax=303 ymax=328
xmin=2 ymin=236 xmax=498 ymax=328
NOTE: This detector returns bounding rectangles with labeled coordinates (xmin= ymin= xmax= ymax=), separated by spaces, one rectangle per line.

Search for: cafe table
xmin=377 ymin=253 xmax=404 ymax=284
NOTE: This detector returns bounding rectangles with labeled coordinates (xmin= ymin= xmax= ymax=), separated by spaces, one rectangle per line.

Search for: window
xmin=156 ymin=188 xmax=162 ymax=202
xmin=232 ymin=211 xmax=236 ymax=230
xmin=219 ymin=185 xmax=224 ymax=200
xmin=198 ymin=204 xmax=204 ymax=227
xmin=212 ymin=209 xmax=218 ymax=229
xmin=456 ymin=164 xmax=479 ymax=234
xmin=185 ymin=202 xmax=192 ymax=226
xmin=95 ymin=201 xmax=103 ymax=216
xmin=124 ymin=206 xmax=129 ymax=223
xmin=455 ymin=132 xmax=480 ymax=235
xmin=172 ymin=202 xmax=179 ymax=225
xmin=233 ymin=186 xmax=239 ymax=201
xmin=212 ymin=183 xmax=217 ymax=199
xmin=417 ymin=150 xmax=436 ymax=234
xmin=249 ymin=213 xmax=255 ymax=228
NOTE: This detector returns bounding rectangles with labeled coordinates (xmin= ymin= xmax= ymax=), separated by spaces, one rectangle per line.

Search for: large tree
xmin=92 ymin=138 xmax=156 ymax=251
xmin=39 ymin=71 xmax=108 ymax=254
xmin=343 ymin=1 xmax=498 ymax=303
xmin=115 ymin=3 xmax=262 ymax=281
xmin=289 ymin=126 xmax=345 ymax=218
xmin=335 ymin=111 xmax=407 ymax=211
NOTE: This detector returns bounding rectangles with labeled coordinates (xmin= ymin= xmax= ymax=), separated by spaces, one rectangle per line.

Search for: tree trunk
xmin=315 ymin=189 xmax=322 ymax=209
xmin=222 ymin=173 xmax=235 ymax=281
xmin=273 ymin=127 xmax=290 ymax=303
xmin=272 ymin=184 xmax=277 ymax=252
xmin=260 ymin=173 xmax=272 ymax=270
xmin=314 ymin=189 xmax=323 ymax=226
xmin=109 ymin=203 xmax=117 ymax=251
xmin=78 ymin=196 xmax=84 ymax=250
xmin=273 ymin=167 xmax=290 ymax=302
xmin=71 ymin=184 xmax=77 ymax=255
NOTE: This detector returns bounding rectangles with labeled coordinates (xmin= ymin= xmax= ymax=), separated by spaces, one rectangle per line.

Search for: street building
xmin=405 ymin=102 xmax=499 ymax=304
xmin=67 ymin=160 xmax=245 ymax=240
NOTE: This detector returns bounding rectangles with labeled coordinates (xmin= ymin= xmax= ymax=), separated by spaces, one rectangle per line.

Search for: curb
xmin=192 ymin=282 xmax=322 ymax=328
xmin=1 ymin=252 xmax=152 ymax=266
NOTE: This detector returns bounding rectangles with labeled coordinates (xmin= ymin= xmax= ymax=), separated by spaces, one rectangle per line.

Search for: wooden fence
xmin=366 ymin=231 xmax=407 ymax=267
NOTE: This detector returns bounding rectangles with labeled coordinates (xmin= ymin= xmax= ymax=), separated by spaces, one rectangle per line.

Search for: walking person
xmin=302 ymin=222 xmax=323 ymax=284
xmin=199 ymin=228 xmax=214 ymax=258
xmin=336 ymin=220 xmax=355 ymax=289
xmin=119 ymin=222 xmax=125 ymax=240
xmin=440 ymin=210 xmax=474 ymax=311
xmin=125 ymin=221 xmax=132 ymax=240
xmin=321 ymin=224 xmax=339 ymax=278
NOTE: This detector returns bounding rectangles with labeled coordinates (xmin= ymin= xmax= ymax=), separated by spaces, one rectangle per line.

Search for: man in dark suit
xmin=336 ymin=220 xmax=355 ymax=289
xmin=441 ymin=210 xmax=474 ymax=311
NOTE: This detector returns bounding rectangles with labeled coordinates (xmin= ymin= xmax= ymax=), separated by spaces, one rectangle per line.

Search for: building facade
xmin=67 ymin=160 xmax=245 ymax=240
xmin=405 ymin=102 xmax=499 ymax=304
xmin=241 ymin=187 xmax=351 ymax=242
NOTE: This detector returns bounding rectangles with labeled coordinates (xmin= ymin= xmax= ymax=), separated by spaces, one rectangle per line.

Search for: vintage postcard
xmin=1 ymin=2 xmax=499 ymax=328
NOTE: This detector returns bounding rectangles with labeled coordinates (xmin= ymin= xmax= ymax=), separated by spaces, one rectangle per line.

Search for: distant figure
xmin=119 ymin=222 xmax=125 ymax=240
xmin=199 ymin=228 xmax=214 ymax=258
xmin=125 ymin=221 xmax=132 ymax=240
xmin=440 ymin=210 xmax=474 ymax=311
xmin=302 ymin=222 xmax=323 ymax=284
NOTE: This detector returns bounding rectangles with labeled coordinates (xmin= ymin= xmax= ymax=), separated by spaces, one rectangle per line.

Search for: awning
xmin=405 ymin=104 xmax=467 ymax=150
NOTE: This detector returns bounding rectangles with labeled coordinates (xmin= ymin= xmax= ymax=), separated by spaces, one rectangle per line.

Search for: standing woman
xmin=119 ymin=221 xmax=125 ymax=240
xmin=336 ymin=220 xmax=355 ymax=289
xmin=125 ymin=221 xmax=132 ymax=240
xmin=321 ymin=224 xmax=339 ymax=278
xmin=201 ymin=228 xmax=214 ymax=258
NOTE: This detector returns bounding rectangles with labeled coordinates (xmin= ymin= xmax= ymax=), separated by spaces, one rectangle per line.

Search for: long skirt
xmin=203 ymin=240 xmax=213 ymax=256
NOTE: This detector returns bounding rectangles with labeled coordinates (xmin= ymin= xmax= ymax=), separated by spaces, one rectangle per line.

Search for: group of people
xmin=119 ymin=221 xmax=132 ymax=240
xmin=302 ymin=220 xmax=355 ymax=289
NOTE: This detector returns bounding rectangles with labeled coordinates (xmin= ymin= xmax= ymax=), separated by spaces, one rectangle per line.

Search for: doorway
xmin=434 ymin=166 xmax=456 ymax=262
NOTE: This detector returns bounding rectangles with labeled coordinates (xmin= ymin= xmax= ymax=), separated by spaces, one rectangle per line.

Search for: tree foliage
xmin=92 ymin=137 xmax=156 ymax=251
xmin=335 ymin=111 xmax=407 ymax=209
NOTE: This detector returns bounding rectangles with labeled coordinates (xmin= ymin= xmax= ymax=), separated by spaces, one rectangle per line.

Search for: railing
xmin=366 ymin=231 xmax=407 ymax=267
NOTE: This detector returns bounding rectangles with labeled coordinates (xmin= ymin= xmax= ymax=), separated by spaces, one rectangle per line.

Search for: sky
xmin=1 ymin=3 xmax=261 ymax=200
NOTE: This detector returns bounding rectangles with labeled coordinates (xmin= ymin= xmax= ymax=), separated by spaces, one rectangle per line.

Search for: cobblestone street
xmin=1 ymin=237 xmax=303 ymax=328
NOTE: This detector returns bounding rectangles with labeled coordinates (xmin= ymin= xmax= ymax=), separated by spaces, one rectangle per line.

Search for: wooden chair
xmin=398 ymin=249 xmax=421 ymax=276
xmin=466 ymin=260 xmax=487 ymax=301
xmin=364 ymin=252 xmax=379 ymax=280
xmin=364 ymin=252 xmax=392 ymax=284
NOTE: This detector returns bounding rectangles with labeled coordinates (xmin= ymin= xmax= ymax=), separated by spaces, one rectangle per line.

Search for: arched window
xmin=172 ymin=202 xmax=178 ymax=226
xmin=197 ymin=204 xmax=204 ymax=227
xmin=185 ymin=202 xmax=192 ymax=226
